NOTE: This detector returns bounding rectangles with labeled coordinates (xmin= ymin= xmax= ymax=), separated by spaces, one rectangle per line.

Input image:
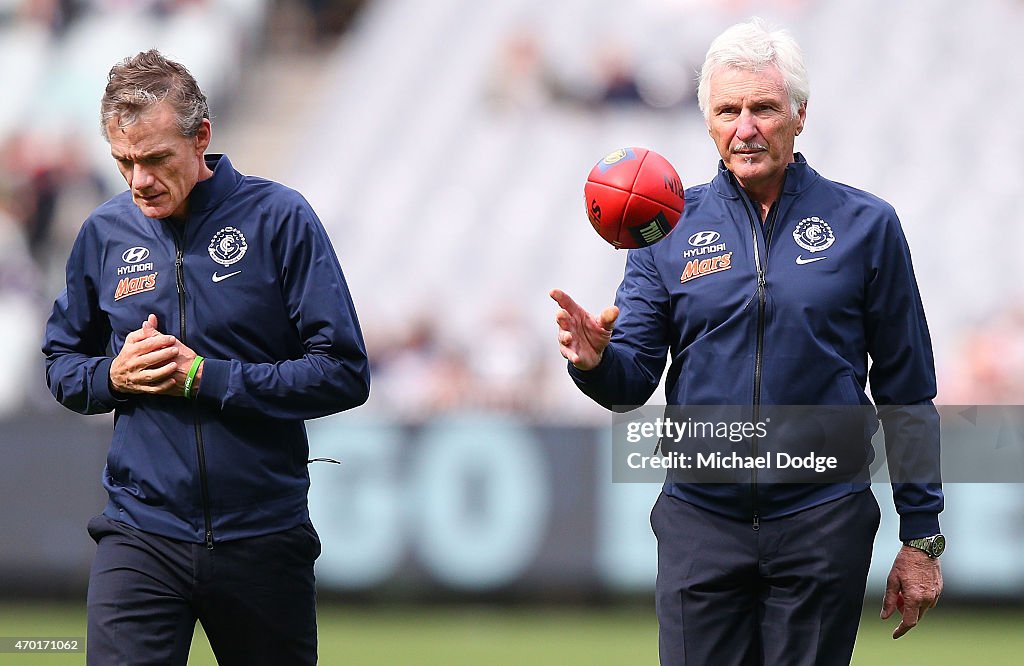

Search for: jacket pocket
xmin=106 ymin=418 xmax=130 ymax=482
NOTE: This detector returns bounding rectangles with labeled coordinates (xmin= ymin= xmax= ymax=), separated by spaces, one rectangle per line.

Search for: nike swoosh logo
xmin=795 ymin=255 xmax=827 ymax=265
xmin=211 ymin=270 xmax=242 ymax=282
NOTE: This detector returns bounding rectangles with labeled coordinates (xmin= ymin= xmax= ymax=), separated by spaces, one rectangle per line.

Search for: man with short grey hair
xmin=553 ymin=18 xmax=942 ymax=665
xmin=43 ymin=49 xmax=370 ymax=665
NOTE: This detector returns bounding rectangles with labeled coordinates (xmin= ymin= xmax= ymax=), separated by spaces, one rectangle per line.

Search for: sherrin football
xmin=584 ymin=147 xmax=685 ymax=249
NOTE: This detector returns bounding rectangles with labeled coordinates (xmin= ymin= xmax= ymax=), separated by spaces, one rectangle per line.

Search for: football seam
xmin=628 ymin=149 xmax=648 ymax=195
xmin=628 ymin=190 xmax=684 ymax=217
xmin=622 ymin=151 xmax=648 ymax=245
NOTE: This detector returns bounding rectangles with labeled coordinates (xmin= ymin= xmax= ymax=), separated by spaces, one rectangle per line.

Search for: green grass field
xmin=1 ymin=601 xmax=1020 ymax=664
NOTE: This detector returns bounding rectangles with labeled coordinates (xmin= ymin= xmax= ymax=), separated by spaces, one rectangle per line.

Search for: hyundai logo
xmin=122 ymin=246 xmax=150 ymax=263
xmin=687 ymin=231 xmax=720 ymax=247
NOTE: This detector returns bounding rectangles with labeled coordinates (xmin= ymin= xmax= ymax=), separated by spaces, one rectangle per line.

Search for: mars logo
xmin=114 ymin=272 xmax=158 ymax=300
xmin=793 ymin=217 xmax=835 ymax=253
xmin=598 ymin=148 xmax=636 ymax=172
xmin=209 ymin=227 xmax=248 ymax=266
xmin=680 ymin=252 xmax=732 ymax=284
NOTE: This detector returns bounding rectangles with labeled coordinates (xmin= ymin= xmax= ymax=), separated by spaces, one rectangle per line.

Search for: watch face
xmin=931 ymin=535 xmax=946 ymax=557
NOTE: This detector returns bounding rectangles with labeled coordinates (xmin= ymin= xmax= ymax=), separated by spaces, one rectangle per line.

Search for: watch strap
xmin=904 ymin=534 xmax=944 ymax=558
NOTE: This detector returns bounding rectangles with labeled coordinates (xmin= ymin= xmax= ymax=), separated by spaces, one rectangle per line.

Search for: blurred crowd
xmin=484 ymin=28 xmax=702 ymax=115
xmin=365 ymin=310 xmax=551 ymax=422
xmin=3 ymin=0 xmax=1023 ymax=422
xmin=0 ymin=0 xmax=262 ymax=415
xmin=938 ymin=304 xmax=1024 ymax=405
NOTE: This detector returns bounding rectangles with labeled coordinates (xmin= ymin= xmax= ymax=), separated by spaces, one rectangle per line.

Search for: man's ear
xmin=195 ymin=118 xmax=212 ymax=153
xmin=795 ymin=102 xmax=807 ymax=136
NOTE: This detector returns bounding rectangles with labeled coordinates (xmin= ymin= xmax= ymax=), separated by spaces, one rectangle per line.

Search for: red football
xmin=584 ymin=147 xmax=685 ymax=249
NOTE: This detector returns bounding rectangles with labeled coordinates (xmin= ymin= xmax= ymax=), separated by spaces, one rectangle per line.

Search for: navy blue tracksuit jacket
xmin=571 ymin=154 xmax=942 ymax=541
xmin=43 ymin=154 xmax=370 ymax=546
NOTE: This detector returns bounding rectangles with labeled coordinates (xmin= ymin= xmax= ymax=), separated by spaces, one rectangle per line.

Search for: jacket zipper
xmin=731 ymin=177 xmax=784 ymax=531
xmin=171 ymin=225 xmax=215 ymax=550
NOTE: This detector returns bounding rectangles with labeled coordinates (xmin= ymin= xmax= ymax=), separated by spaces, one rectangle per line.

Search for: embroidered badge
xmin=792 ymin=216 xmax=835 ymax=253
xmin=208 ymin=227 xmax=248 ymax=266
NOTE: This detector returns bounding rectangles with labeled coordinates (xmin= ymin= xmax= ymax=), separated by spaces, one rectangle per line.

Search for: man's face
xmin=706 ymin=65 xmax=805 ymax=192
xmin=106 ymin=101 xmax=211 ymax=219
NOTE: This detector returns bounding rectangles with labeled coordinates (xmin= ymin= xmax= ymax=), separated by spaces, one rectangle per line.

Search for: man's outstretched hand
xmin=550 ymin=289 xmax=618 ymax=371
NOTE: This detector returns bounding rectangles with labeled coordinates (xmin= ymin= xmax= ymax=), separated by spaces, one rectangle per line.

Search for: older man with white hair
xmin=552 ymin=17 xmax=943 ymax=665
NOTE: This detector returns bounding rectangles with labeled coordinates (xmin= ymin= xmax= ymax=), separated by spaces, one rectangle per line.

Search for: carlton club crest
xmin=208 ymin=227 xmax=248 ymax=266
xmin=792 ymin=216 xmax=835 ymax=253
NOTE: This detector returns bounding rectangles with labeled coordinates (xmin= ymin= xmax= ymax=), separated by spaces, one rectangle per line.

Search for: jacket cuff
xmin=567 ymin=345 xmax=615 ymax=384
xmin=899 ymin=512 xmax=940 ymax=542
xmin=92 ymin=357 xmax=129 ymax=407
xmin=194 ymin=358 xmax=229 ymax=408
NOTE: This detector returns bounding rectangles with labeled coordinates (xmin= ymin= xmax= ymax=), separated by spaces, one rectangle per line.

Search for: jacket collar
xmin=186 ymin=154 xmax=242 ymax=215
xmin=709 ymin=152 xmax=819 ymax=200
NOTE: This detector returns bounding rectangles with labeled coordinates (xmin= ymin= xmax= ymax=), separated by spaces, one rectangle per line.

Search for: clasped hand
xmin=109 ymin=314 xmax=201 ymax=397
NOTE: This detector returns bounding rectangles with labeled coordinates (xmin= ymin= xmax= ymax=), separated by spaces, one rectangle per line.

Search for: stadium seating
xmin=4 ymin=0 xmax=1024 ymax=417
xmin=287 ymin=0 xmax=1024 ymax=417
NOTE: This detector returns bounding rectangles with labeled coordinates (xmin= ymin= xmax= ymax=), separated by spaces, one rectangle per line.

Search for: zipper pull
xmin=175 ymin=253 xmax=185 ymax=295
xmin=752 ymin=513 xmax=760 ymax=531
xmin=205 ymin=529 xmax=214 ymax=550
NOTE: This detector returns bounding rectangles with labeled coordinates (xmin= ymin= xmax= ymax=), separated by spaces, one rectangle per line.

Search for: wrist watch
xmin=903 ymin=534 xmax=945 ymax=558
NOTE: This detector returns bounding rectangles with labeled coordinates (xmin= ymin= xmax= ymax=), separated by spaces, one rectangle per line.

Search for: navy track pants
xmin=652 ymin=490 xmax=881 ymax=666
xmin=85 ymin=514 xmax=321 ymax=665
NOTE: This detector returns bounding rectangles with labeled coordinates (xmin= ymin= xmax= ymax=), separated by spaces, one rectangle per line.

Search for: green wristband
xmin=184 ymin=355 xmax=204 ymax=399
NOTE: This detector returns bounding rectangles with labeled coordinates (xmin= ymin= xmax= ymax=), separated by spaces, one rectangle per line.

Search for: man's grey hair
xmin=100 ymin=49 xmax=209 ymax=139
xmin=697 ymin=17 xmax=809 ymax=119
